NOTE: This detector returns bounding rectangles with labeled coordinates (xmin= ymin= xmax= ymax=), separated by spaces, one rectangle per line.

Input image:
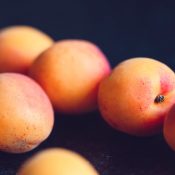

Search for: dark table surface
xmin=1 ymin=112 xmax=175 ymax=175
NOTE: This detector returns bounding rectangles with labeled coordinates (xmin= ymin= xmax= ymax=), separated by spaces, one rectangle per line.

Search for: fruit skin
xmin=0 ymin=25 xmax=54 ymax=73
xmin=0 ymin=73 xmax=54 ymax=153
xmin=29 ymin=39 xmax=111 ymax=114
xmin=17 ymin=148 xmax=99 ymax=175
xmin=98 ymin=57 xmax=175 ymax=136
xmin=163 ymin=104 xmax=175 ymax=151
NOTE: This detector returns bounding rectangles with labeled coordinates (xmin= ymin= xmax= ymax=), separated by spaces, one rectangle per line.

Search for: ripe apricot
xmin=163 ymin=104 xmax=175 ymax=151
xmin=98 ymin=57 xmax=175 ymax=136
xmin=0 ymin=73 xmax=54 ymax=153
xmin=29 ymin=40 xmax=111 ymax=114
xmin=17 ymin=148 xmax=99 ymax=175
xmin=0 ymin=25 xmax=54 ymax=73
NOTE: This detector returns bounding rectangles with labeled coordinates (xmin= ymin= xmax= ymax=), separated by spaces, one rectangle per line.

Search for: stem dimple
xmin=154 ymin=95 xmax=165 ymax=103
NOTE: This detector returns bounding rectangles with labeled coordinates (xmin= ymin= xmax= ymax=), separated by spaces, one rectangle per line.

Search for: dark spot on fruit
xmin=154 ymin=95 xmax=164 ymax=103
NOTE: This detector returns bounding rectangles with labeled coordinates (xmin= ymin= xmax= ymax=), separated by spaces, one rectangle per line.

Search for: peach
xmin=163 ymin=104 xmax=175 ymax=151
xmin=98 ymin=57 xmax=175 ymax=136
xmin=0 ymin=73 xmax=54 ymax=153
xmin=29 ymin=39 xmax=111 ymax=114
xmin=0 ymin=25 xmax=54 ymax=73
xmin=17 ymin=148 xmax=99 ymax=175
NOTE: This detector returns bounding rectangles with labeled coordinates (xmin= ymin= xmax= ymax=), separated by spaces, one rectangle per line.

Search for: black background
xmin=0 ymin=0 xmax=175 ymax=175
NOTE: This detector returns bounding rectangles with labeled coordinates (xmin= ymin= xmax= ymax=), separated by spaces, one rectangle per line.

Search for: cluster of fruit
xmin=0 ymin=25 xmax=174 ymax=175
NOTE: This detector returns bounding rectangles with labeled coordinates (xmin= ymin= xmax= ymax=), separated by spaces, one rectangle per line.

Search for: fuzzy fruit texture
xmin=0 ymin=26 xmax=54 ymax=73
xmin=98 ymin=57 xmax=175 ymax=136
xmin=0 ymin=73 xmax=54 ymax=153
xmin=29 ymin=40 xmax=111 ymax=114
xmin=17 ymin=148 xmax=99 ymax=175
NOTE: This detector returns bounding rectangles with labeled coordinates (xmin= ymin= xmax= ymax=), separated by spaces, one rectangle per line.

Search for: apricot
xmin=0 ymin=73 xmax=54 ymax=153
xmin=29 ymin=39 xmax=111 ymax=114
xmin=0 ymin=25 xmax=54 ymax=73
xmin=17 ymin=148 xmax=99 ymax=175
xmin=98 ymin=57 xmax=175 ymax=136
xmin=163 ymin=104 xmax=175 ymax=151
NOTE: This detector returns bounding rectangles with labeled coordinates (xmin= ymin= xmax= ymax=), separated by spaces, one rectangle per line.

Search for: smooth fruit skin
xmin=0 ymin=73 xmax=54 ymax=153
xmin=0 ymin=26 xmax=54 ymax=73
xmin=163 ymin=104 xmax=175 ymax=151
xmin=98 ymin=57 xmax=175 ymax=136
xmin=29 ymin=40 xmax=111 ymax=114
xmin=17 ymin=148 xmax=99 ymax=175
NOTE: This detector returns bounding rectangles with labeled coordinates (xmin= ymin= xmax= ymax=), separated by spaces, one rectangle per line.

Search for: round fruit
xmin=98 ymin=57 xmax=175 ymax=136
xmin=29 ymin=39 xmax=111 ymax=114
xmin=0 ymin=73 xmax=54 ymax=153
xmin=0 ymin=25 xmax=54 ymax=73
xmin=17 ymin=148 xmax=99 ymax=175
xmin=163 ymin=104 xmax=175 ymax=151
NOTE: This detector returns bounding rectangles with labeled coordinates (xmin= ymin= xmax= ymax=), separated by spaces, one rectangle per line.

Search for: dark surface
xmin=1 ymin=113 xmax=175 ymax=175
xmin=1 ymin=0 xmax=175 ymax=174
